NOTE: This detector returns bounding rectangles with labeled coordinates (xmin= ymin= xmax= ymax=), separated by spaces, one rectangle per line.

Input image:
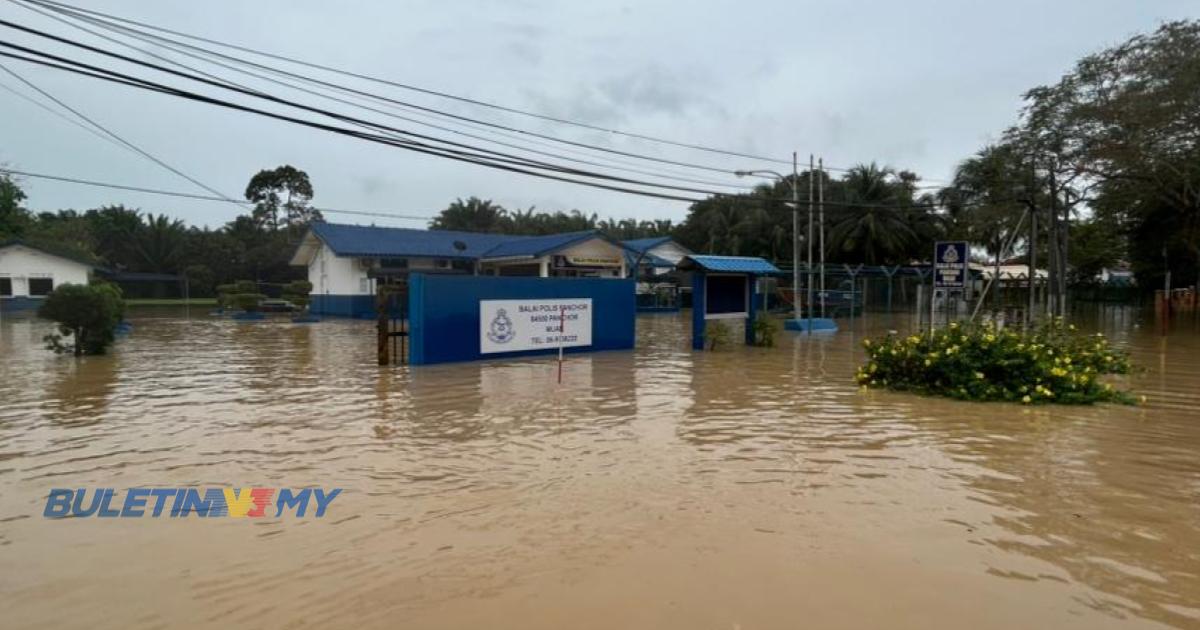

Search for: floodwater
xmin=1 ymin=306 xmax=1199 ymax=630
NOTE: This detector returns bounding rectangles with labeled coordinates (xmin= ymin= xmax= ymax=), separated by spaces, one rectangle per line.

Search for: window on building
xmin=451 ymin=259 xmax=473 ymax=272
xmin=0 ymin=277 xmax=11 ymax=296
xmin=28 ymin=277 xmax=53 ymax=296
xmin=381 ymin=258 xmax=408 ymax=269
xmin=359 ymin=277 xmax=370 ymax=293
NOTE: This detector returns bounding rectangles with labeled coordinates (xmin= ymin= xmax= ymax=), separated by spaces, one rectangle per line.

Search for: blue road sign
xmin=934 ymin=241 xmax=968 ymax=289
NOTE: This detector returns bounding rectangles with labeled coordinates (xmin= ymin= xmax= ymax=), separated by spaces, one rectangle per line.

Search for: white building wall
xmin=0 ymin=245 xmax=91 ymax=298
xmin=647 ymin=241 xmax=691 ymax=265
xmin=306 ymin=243 xmax=458 ymax=295
xmin=309 ymin=244 xmax=366 ymax=296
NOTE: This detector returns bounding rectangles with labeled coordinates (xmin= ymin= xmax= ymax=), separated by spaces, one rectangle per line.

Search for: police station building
xmin=290 ymin=222 xmax=631 ymax=317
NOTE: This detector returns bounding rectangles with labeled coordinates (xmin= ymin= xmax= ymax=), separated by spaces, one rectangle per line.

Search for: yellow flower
xmin=924 ymin=359 xmax=932 ymax=367
xmin=949 ymin=322 xmax=959 ymax=329
xmin=869 ymin=363 xmax=877 ymax=373
xmin=1022 ymin=395 xmax=1032 ymax=404
xmin=974 ymin=372 xmax=985 ymax=380
xmin=1139 ymin=395 xmax=1148 ymax=404
xmin=863 ymin=339 xmax=872 ymax=348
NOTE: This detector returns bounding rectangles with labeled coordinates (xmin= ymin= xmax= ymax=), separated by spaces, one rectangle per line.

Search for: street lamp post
xmin=736 ymin=155 xmax=809 ymax=331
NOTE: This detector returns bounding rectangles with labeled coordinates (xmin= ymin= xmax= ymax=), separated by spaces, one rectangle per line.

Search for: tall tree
xmin=1016 ymin=20 xmax=1200 ymax=286
xmin=0 ymin=172 xmax=30 ymax=238
xmin=244 ymin=165 xmax=319 ymax=231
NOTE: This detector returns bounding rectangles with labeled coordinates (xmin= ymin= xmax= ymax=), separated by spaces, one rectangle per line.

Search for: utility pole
xmin=1027 ymin=161 xmax=1038 ymax=330
xmin=792 ymin=152 xmax=800 ymax=326
xmin=807 ymin=154 xmax=815 ymax=335
xmin=1047 ymin=165 xmax=1058 ymax=318
xmin=818 ymin=158 xmax=826 ymax=319
xmin=1061 ymin=194 xmax=1069 ymax=318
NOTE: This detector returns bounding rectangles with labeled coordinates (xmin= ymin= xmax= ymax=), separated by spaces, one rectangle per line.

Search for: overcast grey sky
xmin=0 ymin=0 xmax=1194 ymax=229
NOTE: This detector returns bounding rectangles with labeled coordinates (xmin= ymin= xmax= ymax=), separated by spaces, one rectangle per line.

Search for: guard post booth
xmin=677 ymin=255 xmax=781 ymax=350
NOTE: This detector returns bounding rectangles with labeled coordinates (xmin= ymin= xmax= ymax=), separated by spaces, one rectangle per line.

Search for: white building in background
xmin=289 ymin=223 xmax=630 ymax=317
xmin=0 ymin=241 xmax=95 ymax=311
xmin=622 ymin=236 xmax=692 ymax=276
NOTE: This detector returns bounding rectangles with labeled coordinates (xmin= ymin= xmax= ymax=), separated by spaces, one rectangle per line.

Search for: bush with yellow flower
xmin=856 ymin=319 xmax=1135 ymax=404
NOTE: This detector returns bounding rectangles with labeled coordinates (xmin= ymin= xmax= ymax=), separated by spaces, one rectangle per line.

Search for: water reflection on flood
xmin=0 ymin=307 xmax=1198 ymax=629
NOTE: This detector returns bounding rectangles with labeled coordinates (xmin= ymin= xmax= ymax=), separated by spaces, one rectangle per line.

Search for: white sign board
xmin=480 ymin=298 xmax=593 ymax=354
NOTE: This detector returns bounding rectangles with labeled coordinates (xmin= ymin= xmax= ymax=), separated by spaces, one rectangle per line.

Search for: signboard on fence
xmin=934 ymin=241 xmax=968 ymax=289
xmin=480 ymin=298 xmax=593 ymax=354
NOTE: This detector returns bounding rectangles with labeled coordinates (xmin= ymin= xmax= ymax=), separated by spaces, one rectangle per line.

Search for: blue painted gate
xmin=408 ymin=274 xmax=636 ymax=365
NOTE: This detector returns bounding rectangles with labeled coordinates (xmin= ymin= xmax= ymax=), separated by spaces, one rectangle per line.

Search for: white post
xmin=792 ymin=152 xmax=799 ymax=323
xmin=557 ymin=304 xmax=565 ymax=384
xmin=807 ymin=154 xmax=815 ymax=334
xmin=818 ymin=158 xmax=826 ymax=319
xmin=539 ymin=258 xmax=549 ymax=278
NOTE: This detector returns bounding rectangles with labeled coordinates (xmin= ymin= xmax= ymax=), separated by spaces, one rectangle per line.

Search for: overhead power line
xmin=0 ymin=17 xmax=984 ymax=212
xmin=19 ymin=0 xmax=797 ymax=167
xmin=0 ymin=61 xmax=245 ymax=207
xmin=0 ymin=168 xmax=435 ymax=222
xmin=10 ymin=0 xmax=757 ymax=193
xmin=0 ymin=23 xmax=731 ymax=201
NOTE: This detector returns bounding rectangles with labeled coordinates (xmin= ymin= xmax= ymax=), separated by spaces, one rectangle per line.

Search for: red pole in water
xmin=557 ymin=304 xmax=565 ymax=384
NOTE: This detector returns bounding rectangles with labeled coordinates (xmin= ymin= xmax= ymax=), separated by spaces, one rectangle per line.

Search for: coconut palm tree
xmin=429 ymin=197 xmax=509 ymax=233
xmin=828 ymin=163 xmax=921 ymax=264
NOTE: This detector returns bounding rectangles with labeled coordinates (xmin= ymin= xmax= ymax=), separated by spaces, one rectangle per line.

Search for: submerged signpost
xmin=932 ymin=241 xmax=968 ymax=331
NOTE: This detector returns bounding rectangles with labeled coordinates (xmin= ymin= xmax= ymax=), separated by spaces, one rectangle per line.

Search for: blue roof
xmin=625 ymin=250 xmax=675 ymax=268
xmin=302 ymin=223 xmax=620 ymax=262
xmin=479 ymin=230 xmax=601 ymax=259
xmin=621 ymin=236 xmax=673 ymax=253
xmin=679 ymin=255 xmax=781 ymax=274
xmin=309 ymin=223 xmax=514 ymax=259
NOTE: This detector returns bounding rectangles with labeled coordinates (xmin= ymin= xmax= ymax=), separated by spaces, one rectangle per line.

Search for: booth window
xmin=451 ymin=259 xmax=472 ymax=272
xmin=705 ymin=275 xmax=747 ymax=317
xmin=0 ymin=277 xmax=11 ymax=296
xmin=381 ymin=258 xmax=408 ymax=269
xmin=29 ymin=277 xmax=54 ymax=296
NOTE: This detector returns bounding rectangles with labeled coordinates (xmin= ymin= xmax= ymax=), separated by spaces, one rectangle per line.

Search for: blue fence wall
xmin=0 ymin=297 xmax=45 ymax=312
xmin=310 ymin=294 xmax=374 ymax=318
xmin=409 ymin=274 xmax=636 ymax=365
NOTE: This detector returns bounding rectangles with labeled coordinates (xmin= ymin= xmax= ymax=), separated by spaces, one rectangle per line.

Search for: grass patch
xmin=125 ymin=298 xmax=218 ymax=307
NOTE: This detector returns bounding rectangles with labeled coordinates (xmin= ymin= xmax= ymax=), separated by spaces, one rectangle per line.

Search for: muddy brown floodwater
xmin=1 ymin=306 xmax=1198 ymax=629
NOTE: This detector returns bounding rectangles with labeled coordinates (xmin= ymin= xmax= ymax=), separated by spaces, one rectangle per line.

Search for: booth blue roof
xmin=679 ymin=255 xmax=781 ymax=274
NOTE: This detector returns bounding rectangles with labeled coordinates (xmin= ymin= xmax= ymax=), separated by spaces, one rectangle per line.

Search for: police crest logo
xmin=487 ymin=308 xmax=516 ymax=344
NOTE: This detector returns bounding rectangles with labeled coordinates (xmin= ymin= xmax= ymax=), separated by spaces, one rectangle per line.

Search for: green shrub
xmin=752 ymin=317 xmax=778 ymax=347
xmin=856 ymin=319 xmax=1136 ymax=404
xmin=38 ymin=282 xmax=126 ymax=356
xmin=217 ymin=280 xmax=264 ymax=312
xmin=282 ymin=280 xmax=313 ymax=309
xmin=705 ymin=320 xmax=732 ymax=351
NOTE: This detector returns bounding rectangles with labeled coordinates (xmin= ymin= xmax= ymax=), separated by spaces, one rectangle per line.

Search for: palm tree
xmin=135 ymin=214 xmax=187 ymax=272
xmin=828 ymin=163 xmax=920 ymax=264
xmin=429 ymin=197 xmax=509 ymax=233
